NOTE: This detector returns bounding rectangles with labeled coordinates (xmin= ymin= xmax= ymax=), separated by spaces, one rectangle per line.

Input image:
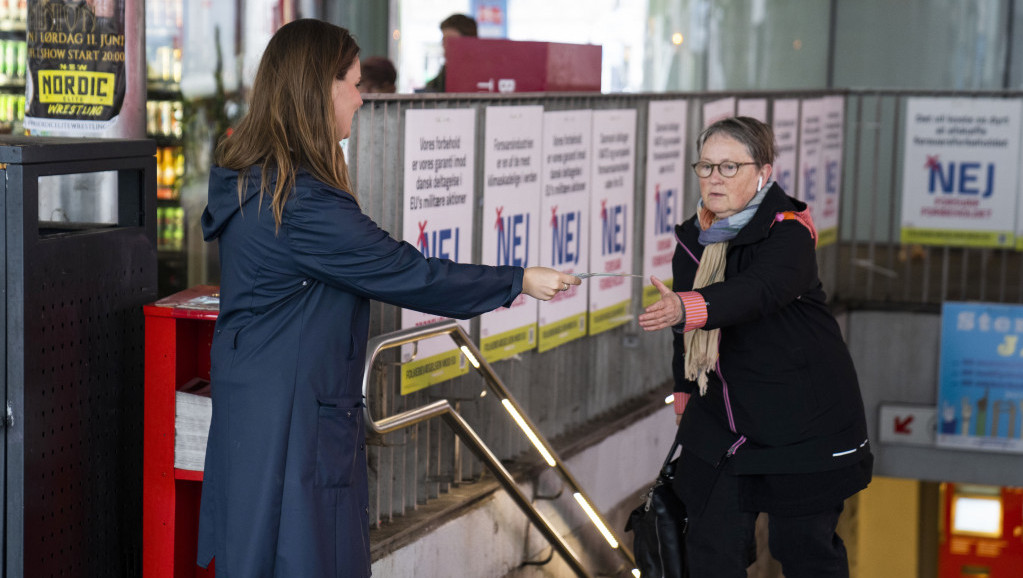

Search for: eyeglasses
xmin=691 ymin=161 xmax=756 ymax=178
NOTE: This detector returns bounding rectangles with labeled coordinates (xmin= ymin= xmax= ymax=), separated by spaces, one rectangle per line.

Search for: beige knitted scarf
xmin=684 ymin=208 xmax=727 ymax=395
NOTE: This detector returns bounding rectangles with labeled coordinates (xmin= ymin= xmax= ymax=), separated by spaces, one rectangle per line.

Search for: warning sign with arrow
xmin=879 ymin=404 xmax=937 ymax=447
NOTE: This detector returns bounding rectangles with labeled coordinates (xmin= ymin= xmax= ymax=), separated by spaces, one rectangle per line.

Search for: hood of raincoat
xmin=201 ymin=165 xmax=265 ymax=242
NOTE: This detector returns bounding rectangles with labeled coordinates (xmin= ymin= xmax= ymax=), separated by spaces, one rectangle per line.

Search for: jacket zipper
xmin=679 ymin=228 xmax=747 ymax=464
xmin=716 ymin=358 xmax=747 ymax=465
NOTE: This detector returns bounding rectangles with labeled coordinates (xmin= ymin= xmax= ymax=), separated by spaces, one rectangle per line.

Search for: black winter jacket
xmin=672 ymin=184 xmax=871 ymax=477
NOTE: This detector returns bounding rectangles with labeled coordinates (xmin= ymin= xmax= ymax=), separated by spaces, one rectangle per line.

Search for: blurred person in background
xmin=423 ymin=13 xmax=477 ymax=92
xmin=358 ymin=56 xmax=397 ymax=94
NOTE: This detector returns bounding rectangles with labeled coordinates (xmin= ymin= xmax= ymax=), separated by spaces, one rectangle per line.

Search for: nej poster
xmin=937 ymin=301 xmax=1023 ymax=453
xmin=900 ymin=97 xmax=1021 ymax=248
xmin=643 ymin=99 xmax=686 ymax=307
xmin=798 ymin=97 xmax=843 ymax=248
xmin=797 ymin=98 xmax=823 ymax=220
xmin=538 ymin=110 xmax=592 ymax=352
xmin=772 ymin=99 xmax=800 ymax=195
xmin=480 ymin=105 xmax=543 ymax=362
xmin=818 ymin=95 xmax=845 ymax=247
xmin=588 ymin=109 xmax=637 ymax=335
xmin=400 ymin=108 xmax=476 ymax=394
xmin=702 ymin=97 xmax=735 ymax=128
xmin=736 ymin=98 xmax=767 ymax=123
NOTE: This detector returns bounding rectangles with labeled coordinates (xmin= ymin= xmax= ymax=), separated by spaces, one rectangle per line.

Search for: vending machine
xmin=940 ymin=483 xmax=1023 ymax=577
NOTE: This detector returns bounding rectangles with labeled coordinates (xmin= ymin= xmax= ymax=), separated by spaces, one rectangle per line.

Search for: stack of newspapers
xmin=175 ymin=378 xmax=212 ymax=471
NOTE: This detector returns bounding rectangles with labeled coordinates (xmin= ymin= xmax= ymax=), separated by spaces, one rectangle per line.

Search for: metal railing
xmin=362 ymin=320 xmax=636 ymax=577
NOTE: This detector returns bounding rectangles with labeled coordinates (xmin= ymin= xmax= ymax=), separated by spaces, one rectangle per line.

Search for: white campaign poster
xmin=538 ymin=110 xmax=592 ymax=352
xmin=737 ymin=98 xmax=768 ymax=123
xmin=400 ymin=108 xmax=476 ymax=393
xmin=703 ymin=97 xmax=735 ymax=127
xmin=644 ymin=100 xmax=687 ymax=307
xmin=588 ymin=109 xmax=637 ymax=335
xmin=772 ymin=99 xmax=800 ymax=195
xmin=901 ymin=97 xmax=1021 ymax=248
xmin=818 ymin=96 xmax=845 ymax=246
xmin=797 ymin=98 xmax=824 ymax=207
xmin=480 ymin=105 xmax=543 ymax=362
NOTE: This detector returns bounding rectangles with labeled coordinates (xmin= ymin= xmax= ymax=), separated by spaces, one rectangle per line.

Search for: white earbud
xmin=757 ymin=176 xmax=763 ymax=191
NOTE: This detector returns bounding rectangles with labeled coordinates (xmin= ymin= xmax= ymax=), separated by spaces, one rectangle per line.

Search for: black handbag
xmin=625 ymin=441 xmax=688 ymax=578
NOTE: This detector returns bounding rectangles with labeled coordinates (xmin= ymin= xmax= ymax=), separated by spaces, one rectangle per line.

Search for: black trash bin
xmin=1 ymin=136 xmax=156 ymax=577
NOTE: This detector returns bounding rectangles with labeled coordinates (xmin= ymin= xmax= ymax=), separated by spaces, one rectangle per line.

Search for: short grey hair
xmin=696 ymin=116 xmax=776 ymax=167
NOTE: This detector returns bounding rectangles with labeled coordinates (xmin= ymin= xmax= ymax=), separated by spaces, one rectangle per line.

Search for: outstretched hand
xmin=522 ymin=267 xmax=581 ymax=301
xmin=638 ymin=276 xmax=684 ymax=332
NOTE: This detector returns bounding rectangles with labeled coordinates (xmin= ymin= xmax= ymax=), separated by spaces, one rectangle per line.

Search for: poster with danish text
xmin=538 ymin=110 xmax=592 ymax=352
xmin=772 ymin=99 xmax=800 ymax=195
xmin=818 ymin=96 xmax=845 ymax=246
xmin=797 ymin=98 xmax=824 ymax=222
xmin=936 ymin=301 xmax=1023 ymax=453
xmin=702 ymin=97 xmax=735 ymax=127
xmin=737 ymin=99 xmax=768 ymax=123
xmin=644 ymin=99 xmax=687 ymax=307
xmin=901 ymin=98 xmax=1020 ymax=248
xmin=588 ymin=109 xmax=637 ymax=335
xmin=480 ymin=106 xmax=543 ymax=362
xmin=25 ymin=0 xmax=127 ymax=133
xmin=400 ymin=108 xmax=476 ymax=393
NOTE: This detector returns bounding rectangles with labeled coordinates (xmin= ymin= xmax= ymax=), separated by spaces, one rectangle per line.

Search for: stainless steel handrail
xmin=362 ymin=320 xmax=637 ymax=577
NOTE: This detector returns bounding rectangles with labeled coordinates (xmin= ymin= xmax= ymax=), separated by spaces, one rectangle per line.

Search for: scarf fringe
xmin=683 ymin=241 xmax=727 ymax=395
xmin=683 ymin=338 xmax=715 ymax=396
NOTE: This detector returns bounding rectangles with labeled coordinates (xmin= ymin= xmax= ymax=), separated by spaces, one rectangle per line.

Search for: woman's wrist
xmin=672 ymin=292 xmax=686 ymax=328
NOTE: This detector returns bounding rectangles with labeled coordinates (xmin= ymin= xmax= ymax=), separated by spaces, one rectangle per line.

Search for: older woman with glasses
xmin=639 ymin=116 xmax=872 ymax=578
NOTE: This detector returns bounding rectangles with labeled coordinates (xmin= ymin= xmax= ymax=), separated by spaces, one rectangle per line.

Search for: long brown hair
xmin=216 ymin=19 xmax=360 ymax=230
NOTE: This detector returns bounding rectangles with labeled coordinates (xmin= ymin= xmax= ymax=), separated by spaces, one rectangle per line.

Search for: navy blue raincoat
xmin=198 ymin=167 xmax=522 ymax=577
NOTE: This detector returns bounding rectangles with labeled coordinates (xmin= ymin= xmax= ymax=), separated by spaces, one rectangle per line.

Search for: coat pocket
xmin=734 ymin=367 xmax=818 ymax=446
xmin=315 ymin=395 xmax=365 ymax=488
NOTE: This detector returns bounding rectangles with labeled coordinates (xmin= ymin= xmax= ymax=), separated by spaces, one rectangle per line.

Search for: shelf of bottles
xmin=147 ymin=0 xmax=188 ymax=296
xmin=0 ymin=0 xmax=26 ymax=134
xmin=148 ymin=101 xmax=184 ymax=201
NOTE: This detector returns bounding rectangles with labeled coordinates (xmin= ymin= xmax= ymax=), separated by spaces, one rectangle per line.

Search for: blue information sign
xmin=937 ymin=301 xmax=1023 ymax=453
xmin=472 ymin=0 xmax=507 ymax=39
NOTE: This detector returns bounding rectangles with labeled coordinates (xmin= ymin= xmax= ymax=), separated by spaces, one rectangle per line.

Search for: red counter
xmin=445 ymin=37 xmax=602 ymax=93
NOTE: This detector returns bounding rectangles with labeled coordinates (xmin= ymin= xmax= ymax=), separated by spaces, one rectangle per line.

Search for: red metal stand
xmin=143 ymin=286 xmax=220 ymax=578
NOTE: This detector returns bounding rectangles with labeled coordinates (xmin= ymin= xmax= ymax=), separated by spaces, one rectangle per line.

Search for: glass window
xmin=642 ymin=0 xmax=830 ymax=91
xmin=834 ymin=0 xmax=1008 ymax=90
